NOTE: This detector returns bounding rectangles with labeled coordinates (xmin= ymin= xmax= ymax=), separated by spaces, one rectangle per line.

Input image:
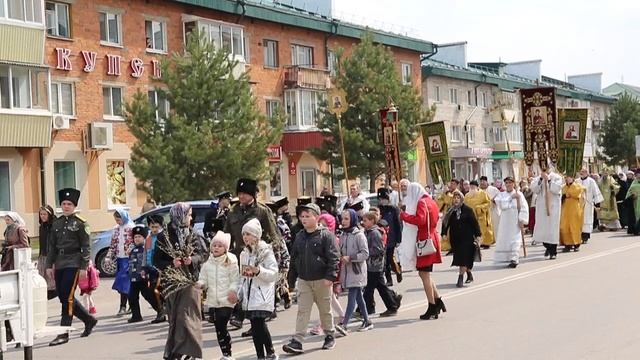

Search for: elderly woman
xmin=2 ymin=212 xmax=30 ymax=271
xmin=37 ymin=205 xmax=57 ymax=298
xmin=157 ymin=202 xmax=207 ymax=360
xmin=106 ymin=208 xmax=134 ymax=315
xmin=400 ymin=182 xmax=444 ymax=320
xmin=441 ymin=191 xmax=481 ymax=287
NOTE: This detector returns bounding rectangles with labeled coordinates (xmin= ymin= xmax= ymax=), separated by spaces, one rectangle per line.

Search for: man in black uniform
xmin=46 ymin=188 xmax=98 ymax=346
xmin=203 ymin=191 xmax=232 ymax=239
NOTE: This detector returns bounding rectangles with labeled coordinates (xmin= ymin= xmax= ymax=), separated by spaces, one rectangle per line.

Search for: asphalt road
xmin=4 ymin=230 xmax=640 ymax=360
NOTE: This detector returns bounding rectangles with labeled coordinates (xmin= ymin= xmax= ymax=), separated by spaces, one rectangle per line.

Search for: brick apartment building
xmin=0 ymin=0 xmax=434 ymax=233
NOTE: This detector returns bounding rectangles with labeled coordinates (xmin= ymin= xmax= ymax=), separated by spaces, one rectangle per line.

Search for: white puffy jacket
xmin=239 ymin=241 xmax=278 ymax=313
xmin=197 ymin=252 xmax=240 ymax=309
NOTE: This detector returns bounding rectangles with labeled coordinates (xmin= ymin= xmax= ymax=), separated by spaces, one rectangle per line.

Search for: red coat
xmin=401 ymin=195 xmax=442 ymax=268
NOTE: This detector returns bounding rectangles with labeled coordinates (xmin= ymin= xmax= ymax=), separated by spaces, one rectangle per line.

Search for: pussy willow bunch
xmin=158 ymin=234 xmax=197 ymax=297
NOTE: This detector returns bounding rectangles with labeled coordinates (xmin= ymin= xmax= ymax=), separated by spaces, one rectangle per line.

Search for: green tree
xmin=313 ymin=33 xmax=426 ymax=190
xmin=600 ymin=92 xmax=640 ymax=166
xmin=125 ymin=31 xmax=284 ymax=203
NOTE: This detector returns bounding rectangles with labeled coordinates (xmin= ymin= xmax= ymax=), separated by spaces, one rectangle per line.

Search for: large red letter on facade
xmin=55 ymin=48 xmax=72 ymax=71
xmin=81 ymin=51 xmax=97 ymax=73
xmin=151 ymin=59 xmax=161 ymax=79
xmin=130 ymin=58 xmax=144 ymax=78
xmin=106 ymin=54 xmax=122 ymax=76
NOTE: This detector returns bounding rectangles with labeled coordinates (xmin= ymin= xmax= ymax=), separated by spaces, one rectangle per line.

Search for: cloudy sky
xmin=333 ymin=0 xmax=639 ymax=89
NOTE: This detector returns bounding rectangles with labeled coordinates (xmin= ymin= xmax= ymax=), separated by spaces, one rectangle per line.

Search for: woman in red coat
xmin=400 ymin=182 xmax=444 ymax=320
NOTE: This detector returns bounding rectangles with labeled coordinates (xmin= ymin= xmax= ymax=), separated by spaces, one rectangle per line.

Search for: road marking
xmin=231 ymin=241 xmax=640 ymax=356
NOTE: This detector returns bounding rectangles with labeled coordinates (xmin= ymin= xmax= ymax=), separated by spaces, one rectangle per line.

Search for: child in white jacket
xmin=239 ymin=218 xmax=279 ymax=360
xmin=197 ymin=231 xmax=239 ymax=360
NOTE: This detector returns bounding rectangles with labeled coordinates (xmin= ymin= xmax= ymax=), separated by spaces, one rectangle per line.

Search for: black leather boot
xmin=49 ymin=334 xmax=69 ymax=346
xmin=465 ymin=271 xmax=474 ymax=283
xmin=436 ymin=297 xmax=447 ymax=313
xmin=420 ymin=302 xmax=439 ymax=320
xmin=456 ymin=275 xmax=464 ymax=288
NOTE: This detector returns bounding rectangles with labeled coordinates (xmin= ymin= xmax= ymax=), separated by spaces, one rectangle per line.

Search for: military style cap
xmin=216 ymin=191 xmax=232 ymax=200
xmin=299 ymin=203 xmax=321 ymax=216
xmin=132 ymin=225 xmax=149 ymax=238
xmin=323 ymin=195 xmax=338 ymax=207
xmin=316 ymin=198 xmax=330 ymax=212
xmin=236 ymin=178 xmax=258 ymax=197
xmin=273 ymin=197 xmax=289 ymax=209
xmin=58 ymin=188 xmax=80 ymax=206
xmin=377 ymin=187 xmax=390 ymax=199
xmin=348 ymin=199 xmax=364 ymax=212
xmin=297 ymin=196 xmax=312 ymax=206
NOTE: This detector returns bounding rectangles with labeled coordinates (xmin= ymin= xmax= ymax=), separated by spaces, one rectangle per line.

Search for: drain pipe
xmin=39 ymin=148 xmax=46 ymax=206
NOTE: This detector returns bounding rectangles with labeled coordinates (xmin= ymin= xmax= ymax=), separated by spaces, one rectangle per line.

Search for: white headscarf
xmin=399 ymin=182 xmax=427 ymax=270
xmin=4 ymin=212 xmax=26 ymax=227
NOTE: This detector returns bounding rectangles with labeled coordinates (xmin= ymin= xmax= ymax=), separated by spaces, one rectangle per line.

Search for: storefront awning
xmin=491 ymin=151 xmax=524 ymax=160
xmin=281 ymin=131 xmax=324 ymax=153
xmin=0 ymin=114 xmax=52 ymax=147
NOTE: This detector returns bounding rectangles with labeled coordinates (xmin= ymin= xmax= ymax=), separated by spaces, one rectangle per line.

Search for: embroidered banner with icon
xmin=556 ymin=108 xmax=588 ymax=176
xmin=419 ymin=121 xmax=451 ymax=183
xmin=520 ymin=87 xmax=558 ymax=171
xmin=380 ymin=108 xmax=403 ymax=183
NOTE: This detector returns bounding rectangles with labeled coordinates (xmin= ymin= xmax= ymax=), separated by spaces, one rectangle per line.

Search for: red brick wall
xmin=45 ymin=0 xmax=424 ymax=144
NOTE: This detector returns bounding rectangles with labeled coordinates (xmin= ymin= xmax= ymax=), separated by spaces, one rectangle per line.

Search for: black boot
xmin=456 ymin=275 xmax=464 ymax=288
xmin=49 ymin=333 xmax=69 ymax=346
xmin=465 ymin=271 xmax=474 ymax=284
xmin=385 ymin=271 xmax=393 ymax=287
xmin=436 ymin=297 xmax=447 ymax=313
xmin=419 ymin=302 xmax=439 ymax=320
xmin=396 ymin=271 xmax=403 ymax=284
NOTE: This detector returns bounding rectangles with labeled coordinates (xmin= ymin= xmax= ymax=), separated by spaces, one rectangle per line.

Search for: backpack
xmin=377 ymin=220 xmax=389 ymax=248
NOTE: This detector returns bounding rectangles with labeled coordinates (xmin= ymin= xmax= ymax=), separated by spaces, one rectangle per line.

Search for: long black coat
xmin=442 ymin=204 xmax=481 ymax=268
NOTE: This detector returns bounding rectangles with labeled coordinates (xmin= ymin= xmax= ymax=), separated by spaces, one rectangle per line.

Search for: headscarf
xmin=318 ymin=213 xmax=336 ymax=233
xmin=342 ymin=208 xmax=359 ymax=232
xmin=399 ymin=182 xmax=427 ymax=270
xmin=169 ymin=202 xmax=191 ymax=228
xmin=114 ymin=208 xmax=134 ymax=227
xmin=4 ymin=212 xmax=26 ymax=227
xmin=38 ymin=205 xmax=55 ymax=225
xmin=448 ymin=190 xmax=465 ymax=220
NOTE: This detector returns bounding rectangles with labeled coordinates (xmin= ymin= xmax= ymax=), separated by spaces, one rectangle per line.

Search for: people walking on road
xmin=400 ymin=182 xmax=444 ymax=320
xmin=159 ymin=202 xmax=208 ymax=360
xmin=282 ymin=203 xmax=340 ymax=354
xmin=436 ymin=179 xmax=458 ymax=253
xmin=614 ymin=173 xmax=629 ymax=229
xmin=37 ymin=205 xmax=57 ymax=299
xmin=530 ymin=169 xmax=563 ymax=259
xmin=377 ymin=188 xmax=403 ymax=286
xmin=46 ymin=188 xmax=98 ymax=346
xmin=335 ymin=208 xmax=372 ymax=334
xmin=238 ymin=218 xmax=280 ymax=360
xmin=127 ymin=225 xmax=160 ymax=323
xmin=197 ymin=231 xmax=239 ymax=360
xmin=464 ymin=181 xmax=494 ymax=249
xmin=362 ymin=211 xmax=402 ymax=316
xmin=267 ymin=197 xmax=293 ymax=313
xmin=203 ymin=191 xmax=232 ymax=239
xmin=625 ymin=170 xmax=640 ymax=235
xmin=2 ymin=211 xmax=30 ymax=271
xmin=624 ymin=171 xmax=638 ymax=235
xmin=107 ymin=208 xmax=134 ymax=316
xmin=148 ymin=215 xmax=170 ymax=324
xmin=560 ymin=175 xmax=585 ymax=252
xmin=493 ymin=177 xmax=529 ymax=269
xmin=576 ymin=169 xmax=603 ymax=243
xmin=441 ymin=190 xmax=481 ymax=287
xmin=480 ymin=176 xmax=501 ymax=245
xmin=598 ymin=171 xmax=622 ymax=231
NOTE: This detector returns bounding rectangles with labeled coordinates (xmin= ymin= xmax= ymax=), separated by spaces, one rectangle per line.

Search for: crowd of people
xmin=3 ymin=166 xmax=640 ymax=359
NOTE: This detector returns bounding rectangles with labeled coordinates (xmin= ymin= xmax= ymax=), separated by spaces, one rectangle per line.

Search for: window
xmin=145 ymin=20 xmax=166 ymax=52
xmin=103 ymin=86 xmax=123 ymax=118
xmin=51 ymin=82 xmax=74 ymax=116
xmin=434 ymin=86 xmax=441 ymax=102
xmin=401 ymin=63 xmax=412 ymax=85
xmin=266 ymin=99 xmax=279 ymax=118
xmin=480 ymin=92 xmax=487 ymax=107
xmin=327 ymin=50 xmax=337 ymax=76
xmin=0 ymin=162 xmax=10 ymax=211
xmin=45 ymin=2 xmax=70 ymax=38
xmin=263 ymin=39 xmax=278 ymax=68
xmin=284 ymin=89 xmax=325 ymax=128
xmin=468 ymin=126 xmax=475 ymax=143
xmin=184 ymin=20 xmax=245 ymax=61
xmin=449 ymin=88 xmax=458 ymax=104
xmin=99 ymin=11 xmax=121 ymax=45
xmin=483 ymin=128 xmax=489 ymax=143
xmin=494 ymin=127 xmax=504 ymax=143
xmin=148 ymin=90 xmax=169 ymax=124
xmin=2 ymin=0 xmax=42 ymax=23
xmin=509 ymin=123 xmax=522 ymax=143
xmin=451 ymin=125 xmax=461 ymax=142
xmin=0 ymin=65 xmax=48 ymax=110
xmin=467 ymin=90 xmax=474 ymax=106
xmin=301 ymin=169 xmax=316 ymax=197
xmin=54 ymin=161 xmax=76 ymax=206
xmin=291 ymin=44 xmax=313 ymax=66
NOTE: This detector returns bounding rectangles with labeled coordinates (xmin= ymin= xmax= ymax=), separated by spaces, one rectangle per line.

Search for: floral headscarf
xmin=169 ymin=202 xmax=191 ymax=227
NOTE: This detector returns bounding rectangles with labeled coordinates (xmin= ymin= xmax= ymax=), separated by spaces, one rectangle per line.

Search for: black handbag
xmin=473 ymin=240 xmax=482 ymax=262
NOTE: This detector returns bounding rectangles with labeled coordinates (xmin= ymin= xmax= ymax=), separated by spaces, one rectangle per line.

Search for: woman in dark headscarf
xmin=37 ymin=205 xmax=57 ymax=299
xmin=2 ymin=212 xmax=30 ymax=271
xmin=158 ymin=202 xmax=207 ymax=360
xmin=441 ymin=190 xmax=481 ymax=288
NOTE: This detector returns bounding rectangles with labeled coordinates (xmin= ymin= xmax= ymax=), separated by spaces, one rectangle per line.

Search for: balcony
xmin=284 ymin=66 xmax=331 ymax=90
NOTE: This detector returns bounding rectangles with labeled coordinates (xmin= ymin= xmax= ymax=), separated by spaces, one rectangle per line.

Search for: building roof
xmin=173 ymin=0 xmax=435 ymax=54
xmin=422 ymin=59 xmax=615 ymax=104
xmin=602 ymin=82 xmax=640 ymax=99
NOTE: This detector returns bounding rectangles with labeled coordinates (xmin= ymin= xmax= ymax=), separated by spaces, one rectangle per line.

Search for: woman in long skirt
xmin=36 ymin=205 xmax=57 ymax=299
xmin=158 ymin=203 xmax=207 ymax=360
xmin=106 ymin=208 xmax=134 ymax=315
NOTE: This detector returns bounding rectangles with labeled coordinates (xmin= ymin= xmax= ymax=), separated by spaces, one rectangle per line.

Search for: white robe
xmin=493 ymin=190 xmax=529 ymax=264
xmin=576 ymin=176 xmax=604 ymax=233
xmin=530 ymin=173 xmax=563 ymax=245
xmin=485 ymin=186 xmax=501 ymax=237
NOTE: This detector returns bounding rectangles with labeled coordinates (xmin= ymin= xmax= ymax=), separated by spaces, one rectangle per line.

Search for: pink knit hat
xmin=318 ymin=213 xmax=336 ymax=233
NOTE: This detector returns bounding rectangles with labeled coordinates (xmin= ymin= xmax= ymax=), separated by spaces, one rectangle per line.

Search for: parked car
xmin=91 ymin=200 xmax=214 ymax=277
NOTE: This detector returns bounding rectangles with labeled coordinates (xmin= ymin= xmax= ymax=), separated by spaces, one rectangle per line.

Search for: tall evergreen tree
xmin=313 ymin=33 xmax=426 ymax=190
xmin=600 ymin=93 xmax=640 ymax=166
xmin=125 ymin=31 xmax=284 ymax=203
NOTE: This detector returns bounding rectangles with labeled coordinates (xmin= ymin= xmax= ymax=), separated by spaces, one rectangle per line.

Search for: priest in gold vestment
xmin=560 ymin=175 xmax=585 ymax=251
xmin=464 ymin=180 xmax=494 ymax=248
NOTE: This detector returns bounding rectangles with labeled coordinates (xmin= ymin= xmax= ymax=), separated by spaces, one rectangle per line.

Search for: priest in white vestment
xmin=576 ymin=168 xmax=604 ymax=244
xmin=530 ymin=170 xmax=563 ymax=259
xmin=493 ymin=177 xmax=529 ymax=268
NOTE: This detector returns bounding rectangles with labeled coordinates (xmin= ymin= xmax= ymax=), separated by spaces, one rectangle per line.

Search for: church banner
xmin=380 ymin=108 xmax=403 ymax=183
xmin=520 ymin=87 xmax=558 ymax=171
xmin=556 ymin=108 xmax=588 ymax=176
xmin=419 ymin=121 xmax=451 ymax=183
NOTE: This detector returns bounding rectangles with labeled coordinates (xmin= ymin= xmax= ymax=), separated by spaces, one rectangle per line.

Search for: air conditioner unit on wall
xmin=52 ymin=115 xmax=70 ymax=130
xmin=88 ymin=122 xmax=113 ymax=150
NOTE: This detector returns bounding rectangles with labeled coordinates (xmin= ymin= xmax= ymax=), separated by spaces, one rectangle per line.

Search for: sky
xmin=332 ymin=0 xmax=640 ymax=89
